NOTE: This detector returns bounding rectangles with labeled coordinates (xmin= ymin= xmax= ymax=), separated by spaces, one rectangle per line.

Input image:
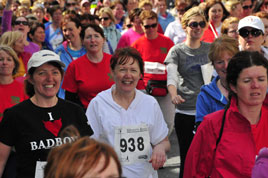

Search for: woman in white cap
xmin=238 ymin=15 xmax=268 ymax=58
xmin=0 ymin=50 xmax=93 ymax=178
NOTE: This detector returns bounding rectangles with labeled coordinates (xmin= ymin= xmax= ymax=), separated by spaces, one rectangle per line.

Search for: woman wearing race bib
xmin=0 ymin=50 xmax=93 ymax=178
xmin=86 ymin=47 xmax=170 ymax=178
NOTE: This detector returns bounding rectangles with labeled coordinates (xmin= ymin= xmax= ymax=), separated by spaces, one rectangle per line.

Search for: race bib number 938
xmin=114 ymin=124 xmax=150 ymax=165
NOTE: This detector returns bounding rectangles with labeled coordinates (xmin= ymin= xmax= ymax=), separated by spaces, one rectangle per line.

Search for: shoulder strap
xmin=216 ymin=108 xmax=227 ymax=146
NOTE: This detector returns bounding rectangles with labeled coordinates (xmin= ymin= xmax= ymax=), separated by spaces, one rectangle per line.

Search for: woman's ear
xmin=230 ymin=84 xmax=237 ymax=94
xmin=26 ymin=74 xmax=34 ymax=85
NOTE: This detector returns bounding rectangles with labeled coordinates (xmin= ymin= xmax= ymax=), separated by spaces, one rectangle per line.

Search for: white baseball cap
xmin=238 ymin=16 xmax=265 ymax=34
xmin=80 ymin=0 xmax=91 ymax=6
xmin=27 ymin=50 xmax=65 ymax=72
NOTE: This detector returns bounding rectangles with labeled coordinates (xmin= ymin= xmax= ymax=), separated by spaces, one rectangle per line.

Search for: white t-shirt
xmin=86 ymin=86 xmax=168 ymax=178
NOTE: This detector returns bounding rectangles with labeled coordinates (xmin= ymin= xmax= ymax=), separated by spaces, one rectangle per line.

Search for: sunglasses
xmin=126 ymin=24 xmax=133 ymax=28
xmin=143 ymin=23 xmax=157 ymax=29
xmin=14 ymin=21 xmax=29 ymax=26
xmin=66 ymin=2 xmax=77 ymax=6
xmin=188 ymin=21 xmax=206 ymax=29
xmin=100 ymin=17 xmax=109 ymax=21
xmin=242 ymin=5 xmax=253 ymax=10
xmin=239 ymin=28 xmax=263 ymax=38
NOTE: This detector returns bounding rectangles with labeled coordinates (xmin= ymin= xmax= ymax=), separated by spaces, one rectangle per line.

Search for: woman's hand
xmin=171 ymin=94 xmax=185 ymax=105
xmin=168 ymin=85 xmax=185 ymax=105
xmin=149 ymin=137 xmax=170 ymax=170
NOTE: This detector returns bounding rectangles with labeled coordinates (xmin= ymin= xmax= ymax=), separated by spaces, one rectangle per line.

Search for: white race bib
xmin=35 ymin=161 xmax=46 ymax=178
xmin=114 ymin=124 xmax=150 ymax=165
xmin=144 ymin=62 xmax=166 ymax=74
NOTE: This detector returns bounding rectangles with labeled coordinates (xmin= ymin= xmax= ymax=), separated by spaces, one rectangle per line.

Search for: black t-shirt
xmin=0 ymin=98 xmax=93 ymax=178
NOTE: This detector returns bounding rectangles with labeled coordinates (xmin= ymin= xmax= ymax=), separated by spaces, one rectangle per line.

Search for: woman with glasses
xmin=224 ymin=0 xmax=243 ymax=19
xmin=117 ymin=8 xmax=144 ymax=49
xmin=221 ymin=17 xmax=239 ymax=39
xmin=44 ymin=5 xmax=64 ymax=51
xmin=164 ymin=6 xmax=210 ymax=178
xmin=255 ymin=11 xmax=268 ymax=48
xmin=99 ymin=7 xmax=121 ymax=54
xmin=132 ymin=10 xmax=175 ymax=137
xmin=1 ymin=0 xmax=40 ymax=54
xmin=184 ymin=51 xmax=268 ymax=178
xmin=201 ymin=0 xmax=229 ymax=43
xmin=238 ymin=15 xmax=268 ymax=58
xmin=241 ymin=0 xmax=254 ymax=18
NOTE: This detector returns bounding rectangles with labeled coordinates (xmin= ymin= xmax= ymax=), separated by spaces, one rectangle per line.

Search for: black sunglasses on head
xmin=188 ymin=21 xmax=206 ymax=29
xmin=14 ymin=21 xmax=29 ymax=26
xmin=242 ymin=5 xmax=253 ymax=10
xmin=143 ymin=23 xmax=157 ymax=29
xmin=100 ymin=17 xmax=109 ymax=21
xmin=66 ymin=2 xmax=77 ymax=6
xmin=239 ymin=28 xmax=263 ymax=38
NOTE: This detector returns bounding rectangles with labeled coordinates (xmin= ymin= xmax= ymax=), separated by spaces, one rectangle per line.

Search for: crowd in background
xmin=0 ymin=0 xmax=268 ymax=177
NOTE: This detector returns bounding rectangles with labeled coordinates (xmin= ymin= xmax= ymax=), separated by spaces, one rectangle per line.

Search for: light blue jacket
xmin=158 ymin=12 xmax=175 ymax=32
xmin=55 ymin=41 xmax=86 ymax=99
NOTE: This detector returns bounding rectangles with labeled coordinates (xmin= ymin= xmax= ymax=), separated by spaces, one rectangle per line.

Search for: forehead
xmin=85 ymin=27 xmax=99 ymax=35
xmin=16 ymin=17 xmax=27 ymax=21
xmin=63 ymin=21 xmax=76 ymax=28
xmin=188 ymin=15 xmax=204 ymax=23
xmin=142 ymin=18 xmax=157 ymax=24
xmin=0 ymin=50 xmax=12 ymax=57
xmin=242 ymin=0 xmax=252 ymax=5
xmin=210 ymin=3 xmax=223 ymax=10
xmin=67 ymin=0 xmax=76 ymax=3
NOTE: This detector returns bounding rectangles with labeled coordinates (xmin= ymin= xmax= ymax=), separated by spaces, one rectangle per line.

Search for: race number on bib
xmin=114 ymin=124 xmax=150 ymax=165
xmin=35 ymin=161 xmax=46 ymax=178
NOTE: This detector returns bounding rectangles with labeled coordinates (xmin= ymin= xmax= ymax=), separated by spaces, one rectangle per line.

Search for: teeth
xmin=123 ymin=81 xmax=131 ymax=84
xmin=45 ymin=85 xmax=53 ymax=88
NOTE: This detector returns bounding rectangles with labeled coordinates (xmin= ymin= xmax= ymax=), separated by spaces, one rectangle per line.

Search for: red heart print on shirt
xmin=43 ymin=118 xmax=62 ymax=137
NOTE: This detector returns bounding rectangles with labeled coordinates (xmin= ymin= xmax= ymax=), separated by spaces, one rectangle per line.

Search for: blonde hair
xmin=181 ymin=6 xmax=207 ymax=29
xmin=0 ymin=31 xmax=23 ymax=49
xmin=224 ymin=0 xmax=241 ymax=13
xmin=221 ymin=16 xmax=239 ymax=34
xmin=0 ymin=45 xmax=20 ymax=75
xmin=139 ymin=0 xmax=153 ymax=9
xmin=99 ymin=7 xmax=116 ymax=24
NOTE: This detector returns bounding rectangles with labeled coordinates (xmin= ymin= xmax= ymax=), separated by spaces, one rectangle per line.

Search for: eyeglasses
xmin=126 ymin=24 xmax=133 ymax=28
xmin=100 ymin=17 xmax=109 ymax=21
xmin=188 ymin=21 xmax=206 ymax=29
xmin=14 ymin=21 xmax=29 ymax=26
xmin=143 ymin=23 xmax=158 ymax=29
xmin=242 ymin=5 xmax=253 ymax=10
xmin=66 ymin=2 xmax=77 ymax=7
xmin=239 ymin=28 xmax=263 ymax=38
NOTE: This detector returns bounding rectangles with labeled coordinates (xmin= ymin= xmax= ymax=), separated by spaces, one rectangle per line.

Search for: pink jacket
xmin=184 ymin=96 xmax=268 ymax=178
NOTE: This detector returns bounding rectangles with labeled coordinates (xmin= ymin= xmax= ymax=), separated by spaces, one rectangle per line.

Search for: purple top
xmin=1 ymin=10 xmax=12 ymax=34
xmin=24 ymin=42 xmax=40 ymax=55
xmin=252 ymin=147 xmax=268 ymax=178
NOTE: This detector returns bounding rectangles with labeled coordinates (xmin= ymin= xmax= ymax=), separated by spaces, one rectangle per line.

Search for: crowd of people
xmin=0 ymin=0 xmax=268 ymax=177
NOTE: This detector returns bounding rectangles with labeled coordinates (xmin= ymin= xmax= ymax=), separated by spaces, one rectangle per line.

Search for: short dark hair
xmin=28 ymin=22 xmax=45 ymax=41
xmin=110 ymin=47 xmax=144 ymax=76
xmin=80 ymin=24 xmax=105 ymax=40
xmin=25 ymin=62 xmax=64 ymax=97
xmin=47 ymin=5 xmax=62 ymax=17
xmin=226 ymin=51 xmax=268 ymax=97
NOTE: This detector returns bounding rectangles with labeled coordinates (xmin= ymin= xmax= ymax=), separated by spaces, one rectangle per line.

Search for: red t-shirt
xmin=0 ymin=80 xmax=28 ymax=121
xmin=132 ymin=33 xmax=174 ymax=89
xmin=251 ymin=105 xmax=268 ymax=154
xmin=62 ymin=53 xmax=114 ymax=108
